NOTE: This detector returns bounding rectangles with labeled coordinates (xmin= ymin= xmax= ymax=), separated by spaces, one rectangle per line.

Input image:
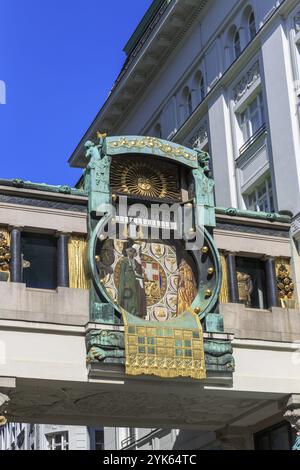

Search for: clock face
xmin=94 ymin=231 xmax=220 ymax=322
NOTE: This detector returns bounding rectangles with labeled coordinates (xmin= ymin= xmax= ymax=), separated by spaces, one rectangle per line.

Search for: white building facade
xmin=68 ymin=0 xmax=300 ymax=451
xmin=70 ymin=0 xmax=300 ymax=218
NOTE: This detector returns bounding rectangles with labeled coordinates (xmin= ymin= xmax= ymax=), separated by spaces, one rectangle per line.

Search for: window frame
xmin=239 ymin=92 xmax=265 ymax=144
xmin=234 ymin=30 xmax=241 ymax=59
xmin=47 ymin=432 xmax=69 ymax=451
xmin=248 ymin=11 xmax=257 ymax=40
xmin=244 ymin=175 xmax=274 ymax=214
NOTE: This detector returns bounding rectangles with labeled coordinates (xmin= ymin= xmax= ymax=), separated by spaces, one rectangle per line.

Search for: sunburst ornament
xmin=110 ymin=156 xmax=181 ymax=201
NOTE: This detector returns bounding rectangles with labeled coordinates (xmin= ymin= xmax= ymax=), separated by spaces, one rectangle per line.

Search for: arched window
xmin=234 ymin=30 xmax=241 ymax=59
xmin=248 ymin=11 xmax=256 ymax=40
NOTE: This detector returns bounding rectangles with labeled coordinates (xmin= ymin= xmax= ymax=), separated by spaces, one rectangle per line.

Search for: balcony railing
xmin=239 ymin=123 xmax=266 ymax=156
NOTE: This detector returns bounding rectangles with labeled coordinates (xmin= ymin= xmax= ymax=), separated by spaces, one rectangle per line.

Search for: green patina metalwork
xmin=0 ymin=178 xmax=87 ymax=197
xmin=293 ymin=435 xmax=300 ymax=451
xmin=216 ymin=206 xmax=291 ymax=223
xmin=84 ymin=138 xmax=111 ymax=217
xmin=204 ymin=340 xmax=235 ymax=372
xmin=86 ymin=329 xmax=125 ymax=364
xmin=84 ymin=135 xmax=233 ymax=373
xmin=205 ymin=313 xmax=224 ymax=333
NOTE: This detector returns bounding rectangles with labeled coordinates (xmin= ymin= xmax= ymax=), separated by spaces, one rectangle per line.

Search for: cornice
xmin=69 ymin=0 xmax=209 ymax=168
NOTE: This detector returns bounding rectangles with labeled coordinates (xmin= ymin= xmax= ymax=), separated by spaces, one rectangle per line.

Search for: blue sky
xmin=0 ymin=0 xmax=152 ymax=186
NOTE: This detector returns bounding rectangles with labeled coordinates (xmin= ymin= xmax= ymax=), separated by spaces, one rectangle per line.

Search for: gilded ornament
xmin=205 ymin=289 xmax=212 ymax=298
xmin=108 ymin=137 xmax=197 ymax=162
xmin=97 ymin=132 xmax=107 ymax=139
xmin=276 ymin=264 xmax=294 ymax=301
xmin=194 ymin=307 xmax=201 ymax=314
xmin=201 ymin=246 xmax=209 ymax=254
xmin=110 ymin=156 xmax=181 ymax=201
xmin=207 ymin=267 xmax=215 ymax=275
xmin=0 ymin=232 xmax=10 ymax=273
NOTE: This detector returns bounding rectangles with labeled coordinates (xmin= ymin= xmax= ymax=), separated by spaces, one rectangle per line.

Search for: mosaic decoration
xmin=123 ymin=310 xmax=206 ymax=380
xmin=97 ymin=240 xmax=197 ymax=322
xmin=85 ymin=135 xmax=226 ymax=380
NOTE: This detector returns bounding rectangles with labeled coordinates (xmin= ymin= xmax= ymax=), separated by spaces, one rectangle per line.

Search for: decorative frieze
xmin=188 ymin=119 xmax=208 ymax=149
xmin=233 ymin=61 xmax=260 ymax=103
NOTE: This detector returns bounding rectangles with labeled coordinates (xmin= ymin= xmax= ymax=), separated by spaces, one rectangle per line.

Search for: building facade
xmin=0 ymin=423 xmax=104 ymax=451
xmin=68 ymin=0 xmax=300 ymax=450
xmin=70 ymin=0 xmax=300 ymax=217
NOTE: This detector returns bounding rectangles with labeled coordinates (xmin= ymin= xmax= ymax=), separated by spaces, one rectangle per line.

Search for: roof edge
xmin=123 ymin=0 xmax=167 ymax=56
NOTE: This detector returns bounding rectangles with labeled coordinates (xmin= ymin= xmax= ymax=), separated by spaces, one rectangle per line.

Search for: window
xmin=248 ymin=11 xmax=256 ymax=40
xmin=21 ymin=233 xmax=57 ymax=289
xmin=47 ymin=432 xmax=69 ymax=451
xmin=182 ymin=87 xmax=193 ymax=121
xmin=239 ymin=92 xmax=265 ymax=143
xmin=95 ymin=430 xmax=104 ymax=450
xmin=254 ymin=422 xmax=295 ymax=450
xmin=245 ymin=176 xmax=274 ymax=213
xmin=236 ymin=257 xmax=267 ymax=309
xmin=187 ymin=91 xmax=193 ymax=116
xmin=234 ymin=30 xmax=241 ymax=59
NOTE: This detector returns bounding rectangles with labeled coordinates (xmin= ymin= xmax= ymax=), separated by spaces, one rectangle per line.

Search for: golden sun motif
xmin=110 ymin=157 xmax=181 ymax=201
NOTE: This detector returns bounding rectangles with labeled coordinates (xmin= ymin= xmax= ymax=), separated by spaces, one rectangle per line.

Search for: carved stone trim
xmin=233 ymin=61 xmax=260 ymax=103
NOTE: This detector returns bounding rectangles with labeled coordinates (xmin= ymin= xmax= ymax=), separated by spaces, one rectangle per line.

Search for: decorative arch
xmin=227 ymin=25 xmax=241 ymax=61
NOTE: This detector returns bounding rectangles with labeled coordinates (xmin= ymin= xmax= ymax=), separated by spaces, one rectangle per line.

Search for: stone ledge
xmin=221 ymin=303 xmax=300 ymax=342
xmin=0 ymin=283 xmax=89 ymax=326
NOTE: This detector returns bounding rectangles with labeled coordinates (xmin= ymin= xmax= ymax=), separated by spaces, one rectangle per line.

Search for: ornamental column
xmin=264 ymin=256 xmax=279 ymax=308
xmin=226 ymin=253 xmax=239 ymax=303
xmin=284 ymin=395 xmax=300 ymax=450
xmin=10 ymin=227 xmax=22 ymax=283
xmin=57 ymin=233 xmax=70 ymax=288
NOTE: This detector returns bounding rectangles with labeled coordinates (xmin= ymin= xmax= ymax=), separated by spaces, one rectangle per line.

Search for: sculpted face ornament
xmin=137 ymin=177 xmax=152 ymax=192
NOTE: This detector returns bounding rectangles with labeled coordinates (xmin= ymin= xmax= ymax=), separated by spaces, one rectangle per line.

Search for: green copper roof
xmin=123 ymin=0 xmax=167 ymax=56
xmin=0 ymin=178 xmax=87 ymax=197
